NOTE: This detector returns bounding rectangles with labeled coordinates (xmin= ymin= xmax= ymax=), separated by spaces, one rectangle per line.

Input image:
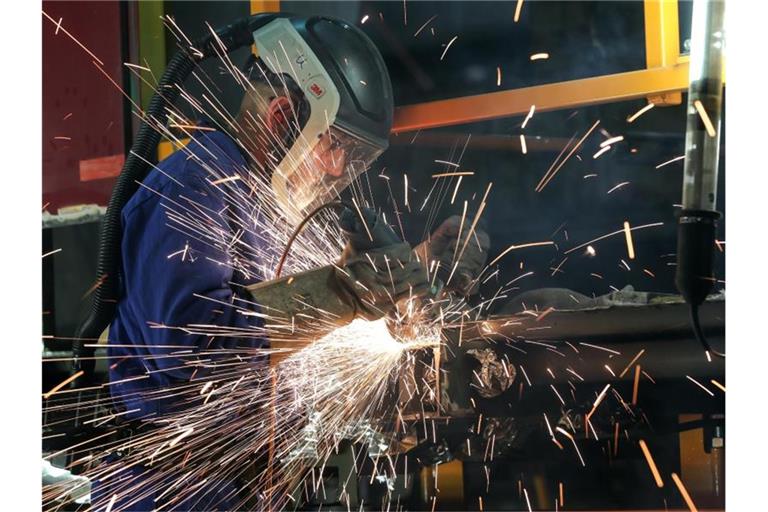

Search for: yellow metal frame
xmin=393 ymin=0 xmax=694 ymax=133
xmin=157 ymin=1 xmax=709 ymax=143
xmin=644 ymin=0 xmax=683 ymax=105
xmin=392 ymin=64 xmax=690 ymax=133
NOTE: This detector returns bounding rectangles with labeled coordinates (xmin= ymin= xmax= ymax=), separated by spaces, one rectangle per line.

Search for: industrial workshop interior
xmin=24 ymin=0 xmax=758 ymax=510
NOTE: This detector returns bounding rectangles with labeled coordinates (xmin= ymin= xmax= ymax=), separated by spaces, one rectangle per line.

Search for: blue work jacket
xmin=97 ymin=127 xmax=269 ymax=510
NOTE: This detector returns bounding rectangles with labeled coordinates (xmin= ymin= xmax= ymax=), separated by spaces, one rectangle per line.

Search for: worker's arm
xmin=122 ymin=165 xmax=267 ymax=380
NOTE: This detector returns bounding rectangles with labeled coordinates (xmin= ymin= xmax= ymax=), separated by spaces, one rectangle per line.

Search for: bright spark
xmin=623 ymin=221 xmax=636 ymax=259
xmin=693 ymin=99 xmax=717 ymax=137
xmin=655 ymin=155 xmax=685 ymax=169
xmin=639 ymin=439 xmax=664 ymax=488
xmin=440 ymin=36 xmax=459 ymax=61
xmin=626 ymin=102 xmax=655 ymax=123
xmin=514 ymin=0 xmax=524 ymax=22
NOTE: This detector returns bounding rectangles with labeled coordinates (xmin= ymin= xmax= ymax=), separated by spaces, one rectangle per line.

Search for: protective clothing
xmin=107 ymin=126 xmax=268 ymax=419
xmin=101 ymin=127 xmax=267 ymax=511
xmin=249 ymin=17 xmax=394 ymax=222
xmin=415 ymin=215 xmax=491 ymax=296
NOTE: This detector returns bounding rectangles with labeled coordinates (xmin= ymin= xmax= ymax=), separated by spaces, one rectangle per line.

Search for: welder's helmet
xmin=251 ymin=16 xmax=394 ymax=222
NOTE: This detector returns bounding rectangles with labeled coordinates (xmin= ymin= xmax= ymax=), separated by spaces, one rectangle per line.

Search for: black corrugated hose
xmin=72 ymin=15 xmax=276 ymax=383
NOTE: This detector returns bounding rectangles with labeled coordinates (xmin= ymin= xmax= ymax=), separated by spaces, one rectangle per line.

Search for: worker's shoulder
xmin=123 ymin=130 xmax=246 ymax=217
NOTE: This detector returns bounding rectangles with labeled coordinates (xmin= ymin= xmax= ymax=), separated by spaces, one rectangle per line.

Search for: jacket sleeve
xmin=121 ymin=162 xmax=268 ymax=381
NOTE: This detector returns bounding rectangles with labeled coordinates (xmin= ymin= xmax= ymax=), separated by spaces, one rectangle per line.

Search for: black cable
xmin=689 ymin=302 xmax=725 ymax=359
xmin=274 ymin=200 xmax=354 ymax=278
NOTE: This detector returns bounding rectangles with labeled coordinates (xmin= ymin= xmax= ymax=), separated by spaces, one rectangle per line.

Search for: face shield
xmin=283 ymin=127 xmax=383 ymax=214
xmin=252 ymin=19 xmax=387 ymax=224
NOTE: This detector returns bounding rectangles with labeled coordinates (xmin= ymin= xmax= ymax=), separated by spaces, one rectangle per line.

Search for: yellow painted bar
xmin=643 ymin=0 xmax=683 ymax=105
xmin=644 ymin=0 xmax=681 ymax=68
xmin=419 ymin=460 xmax=464 ymax=505
xmin=251 ymin=0 xmax=280 ymax=14
xmin=157 ymin=138 xmax=190 ymax=162
xmin=392 ymin=63 xmax=690 ymax=133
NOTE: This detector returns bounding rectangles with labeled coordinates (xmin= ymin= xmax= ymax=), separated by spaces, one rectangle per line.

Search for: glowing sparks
xmin=592 ymin=146 xmax=610 ymax=159
xmin=627 ymin=102 xmax=655 ymax=123
xmin=686 ymin=375 xmax=715 ymax=396
xmin=450 ymin=176 xmax=463 ymax=204
xmin=514 ymin=0 xmax=525 ymax=22
xmin=487 ymin=241 xmax=554 ymax=268
xmin=105 ymin=494 xmax=117 ymax=512
xmin=40 ymin=10 xmax=713 ymax=510
xmin=521 ymin=105 xmax=536 ymax=129
xmin=440 ymin=36 xmax=459 ymax=61
xmin=209 ymin=175 xmax=241 ymax=186
xmin=693 ymin=99 xmax=717 ymax=137
xmin=586 ymin=384 xmax=611 ymax=420
xmin=413 ymin=14 xmax=438 ymax=37
xmin=579 ymin=342 xmax=620 ymax=355
xmin=600 ymin=135 xmax=624 ymax=148
xmin=623 ymin=221 xmax=636 ymax=259
xmin=42 ymin=248 xmax=62 ymax=259
xmin=530 ymin=52 xmax=549 ymax=61
xmin=555 ymin=427 xmax=585 ymax=467
xmin=619 ymin=349 xmax=645 ymax=378
xmin=566 ymin=222 xmax=663 ymax=255
xmin=536 ymin=120 xmax=600 ymax=192
xmin=671 ymin=473 xmax=699 ymax=512
xmin=550 ymin=384 xmax=565 ymax=405
xmin=431 ymin=171 xmax=474 ymax=178
xmin=404 ymin=174 xmax=409 ymax=207
xmin=124 ymin=62 xmax=151 ymax=72
xmin=42 ymin=10 xmax=105 ymax=66
xmin=639 ymin=440 xmax=664 ymax=488
xmin=631 ymin=365 xmax=641 ymax=405
xmin=607 ymin=181 xmax=630 ymax=194
xmin=523 ymin=487 xmax=532 ymax=512
xmin=43 ymin=370 xmax=84 ymax=399
xmin=655 ymin=155 xmax=685 ymax=169
xmin=169 ymin=427 xmax=195 ymax=448
xmin=711 ymin=379 xmax=726 ymax=393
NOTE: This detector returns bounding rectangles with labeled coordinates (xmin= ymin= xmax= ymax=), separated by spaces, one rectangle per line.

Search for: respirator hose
xmin=72 ymin=15 xmax=275 ymax=382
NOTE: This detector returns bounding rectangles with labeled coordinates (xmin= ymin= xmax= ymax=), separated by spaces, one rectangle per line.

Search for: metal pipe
xmin=675 ymin=0 xmax=726 ymax=322
xmin=682 ymin=0 xmax=725 ymax=212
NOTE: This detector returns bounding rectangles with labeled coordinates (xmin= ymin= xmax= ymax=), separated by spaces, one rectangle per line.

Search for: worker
xmin=94 ymin=15 xmax=489 ymax=511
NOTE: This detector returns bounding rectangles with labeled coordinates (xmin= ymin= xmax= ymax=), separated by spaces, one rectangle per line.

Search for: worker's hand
xmin=337 ymin=241 xmax=431 ymax=321
xmin=415 ymin=215 xmax=491 ymax=296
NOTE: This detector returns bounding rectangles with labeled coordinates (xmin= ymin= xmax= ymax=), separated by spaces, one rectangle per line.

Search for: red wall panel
xmin=42 ymin=1 xmax=126 ymax=211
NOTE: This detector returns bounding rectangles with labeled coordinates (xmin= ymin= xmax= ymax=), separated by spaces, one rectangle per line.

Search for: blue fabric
xmin=100 ymin=129 xmax=269 ymax=510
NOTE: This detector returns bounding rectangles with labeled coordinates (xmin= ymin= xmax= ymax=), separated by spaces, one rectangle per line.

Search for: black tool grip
xmin=674 ymin=209 xmax=720 ymax=306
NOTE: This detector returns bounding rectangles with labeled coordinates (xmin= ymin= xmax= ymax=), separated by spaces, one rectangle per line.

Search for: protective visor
xmin=282 ymin=127 xmax=382 ymax=214
xmin=253 ymin=19 xmax=385 ymax=223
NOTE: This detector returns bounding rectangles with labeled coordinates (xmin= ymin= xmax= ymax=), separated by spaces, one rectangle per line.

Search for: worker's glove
xmin=336 ymin=240 xmax=431 ymax=321
xmin=415 ymin=215 xmax=491 ymax=296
